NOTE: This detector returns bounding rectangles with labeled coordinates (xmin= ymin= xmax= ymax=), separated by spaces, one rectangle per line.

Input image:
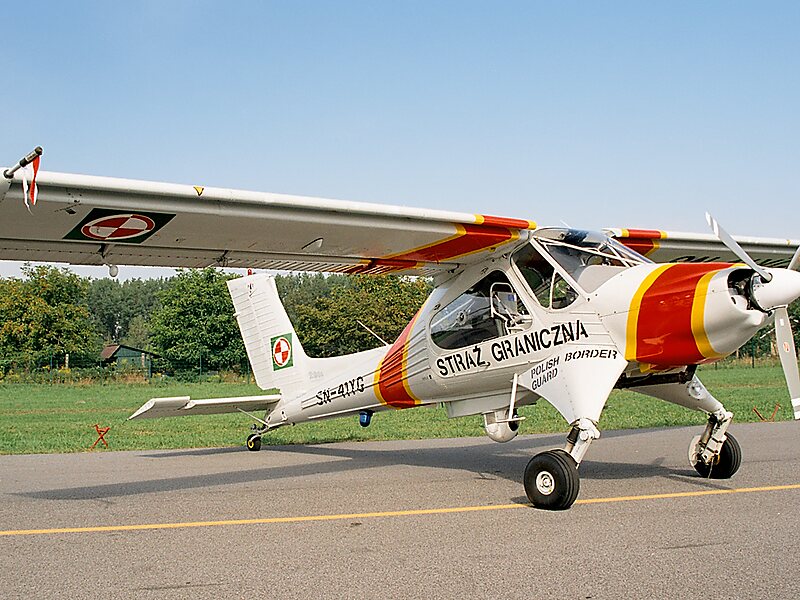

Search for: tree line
xmin=1 ymin=264 xmax=798 ymax=375
xmin=0 ymin=266 xmax=431 ymax=373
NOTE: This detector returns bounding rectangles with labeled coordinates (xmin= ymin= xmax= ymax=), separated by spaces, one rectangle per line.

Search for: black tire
xmin=524 ymin=450 xmax=580 ymax=510
xmin=693 ymin=432 xmax=741 ymax=479
xmin=246 ymin=434 xmax=262 ymax=452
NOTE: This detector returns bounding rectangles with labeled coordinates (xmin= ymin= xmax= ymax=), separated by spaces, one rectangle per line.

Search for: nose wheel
xmin=690 ymin=432 xmax=741 ymax=479
xmin=523 ymin=449 xmax=580 ymax=510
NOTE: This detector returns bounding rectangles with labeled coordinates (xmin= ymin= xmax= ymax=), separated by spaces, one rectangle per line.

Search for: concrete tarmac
xmin=1 ymin=421 xmax=799 ymax=599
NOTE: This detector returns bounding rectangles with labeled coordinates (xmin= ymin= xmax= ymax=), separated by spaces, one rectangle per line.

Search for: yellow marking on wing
xmin=382 ymin=224 xmax=466 ymax=261
xmin=646 ymin=230 xmax=668 ymax=255
xmin=472 ymin=215 xmax=537 ymax=229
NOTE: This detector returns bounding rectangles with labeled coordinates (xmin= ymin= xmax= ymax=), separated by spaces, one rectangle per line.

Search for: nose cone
xmin=753 ymin=269 xmax=800 ymax=311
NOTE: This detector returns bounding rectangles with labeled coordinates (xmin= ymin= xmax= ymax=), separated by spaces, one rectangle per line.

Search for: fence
xmin=0 ymin=352 xmax=254 ymax=384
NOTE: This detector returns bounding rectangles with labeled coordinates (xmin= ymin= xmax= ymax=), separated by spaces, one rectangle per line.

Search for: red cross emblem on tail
xmin=271 ymin=334 xmax=293 ymax=370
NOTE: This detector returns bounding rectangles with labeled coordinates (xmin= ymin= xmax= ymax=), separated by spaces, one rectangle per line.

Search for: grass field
xmin=0 ymin=364 xmax=793 ymax=455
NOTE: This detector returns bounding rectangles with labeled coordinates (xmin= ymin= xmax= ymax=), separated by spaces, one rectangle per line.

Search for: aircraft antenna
xmin=357 ymin=320 xmax=390 ymax=346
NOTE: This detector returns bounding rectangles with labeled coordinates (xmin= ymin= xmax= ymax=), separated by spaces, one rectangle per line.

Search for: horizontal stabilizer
xmin=128 ymin=394 xmax=281 ymax=419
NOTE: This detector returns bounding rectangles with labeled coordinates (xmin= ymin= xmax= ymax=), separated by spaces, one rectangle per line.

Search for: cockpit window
xmin=532 ymin=228 xmax=648 ymax=293
xmin=535 ymin=228 xmax=648 ymax=267
xmin=430 ymin=271 xmax=529 ymax=350
xmin=512 ymin=244 xmax=578 ymax=309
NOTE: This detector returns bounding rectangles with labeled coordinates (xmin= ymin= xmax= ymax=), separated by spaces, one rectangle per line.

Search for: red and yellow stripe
xmin=346 ymin=214 xmax=536 ymax=274
xmin=374 ymin=311 xmax=423 ymax=409
xmin=616 ymin=229 xmax=667 ymax=257
xmin=626 ymin=263 xmax=730 ymax=366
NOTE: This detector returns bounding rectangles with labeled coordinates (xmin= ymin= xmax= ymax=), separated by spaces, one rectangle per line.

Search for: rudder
xmin=227 ymin=274 xmax=309 ymax=398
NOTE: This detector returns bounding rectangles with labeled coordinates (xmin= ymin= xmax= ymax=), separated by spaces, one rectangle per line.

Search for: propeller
xmin=705 ymin=212 xmax=772 ymax=281
xmin=706 ymin=213 xmax=800 ymax=419
xmin=774 ymin=306 xmax=800 ymax=419
xmin=789 ymin=245 xmax=800 ymax=272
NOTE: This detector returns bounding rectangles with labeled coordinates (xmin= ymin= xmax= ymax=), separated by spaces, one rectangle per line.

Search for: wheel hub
xmin=535 ymin=470 xmax=555 ymax=495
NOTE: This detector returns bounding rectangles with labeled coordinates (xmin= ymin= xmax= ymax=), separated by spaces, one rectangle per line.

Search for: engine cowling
xmin=483 ymin=409 xmax=519 ymax=443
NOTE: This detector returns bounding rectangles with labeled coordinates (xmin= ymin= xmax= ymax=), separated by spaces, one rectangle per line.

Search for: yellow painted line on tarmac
xmin=574 ymin=483 xmax=800 ymax=505
xmin=2 ymin=483 xmax=799 ymax=537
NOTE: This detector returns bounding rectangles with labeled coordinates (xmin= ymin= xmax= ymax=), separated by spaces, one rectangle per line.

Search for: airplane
xmin=2 ymin=147 xmax=799 ymax=509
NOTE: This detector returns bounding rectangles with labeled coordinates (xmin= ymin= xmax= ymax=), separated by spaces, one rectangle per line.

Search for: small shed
xmin=100 ymin=344 xmax=159 ymax=373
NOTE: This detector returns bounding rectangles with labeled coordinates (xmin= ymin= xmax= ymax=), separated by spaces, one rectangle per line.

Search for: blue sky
xmin=2 ymin=1 xmax=798 ymax=278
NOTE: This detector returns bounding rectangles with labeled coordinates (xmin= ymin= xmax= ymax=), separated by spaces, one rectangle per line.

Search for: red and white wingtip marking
xmin=20 ymin=154 xmax=40 ymax=209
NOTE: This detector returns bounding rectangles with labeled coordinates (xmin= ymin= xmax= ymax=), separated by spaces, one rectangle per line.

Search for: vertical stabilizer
xmin=227 ymin=274 xmax=309 ymax=397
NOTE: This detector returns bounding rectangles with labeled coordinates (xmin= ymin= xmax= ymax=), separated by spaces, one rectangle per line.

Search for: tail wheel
xmin=246 ymin=434 xmax=262 ymax=452
xmin=692 ymin=432 xmax=741 ymax=479
xmin=524 ymin=449 xmax=580 ymax=510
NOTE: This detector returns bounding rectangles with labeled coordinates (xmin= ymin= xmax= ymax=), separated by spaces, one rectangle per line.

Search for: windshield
xmin=531 ymin=228 xmax=649 ymax=292
xmin=512 ymin=243 xmax=579 ymax=309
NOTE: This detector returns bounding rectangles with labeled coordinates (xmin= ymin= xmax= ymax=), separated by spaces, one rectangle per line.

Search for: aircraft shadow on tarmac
xmin=18 ymin=428 xmax=734 ymax=502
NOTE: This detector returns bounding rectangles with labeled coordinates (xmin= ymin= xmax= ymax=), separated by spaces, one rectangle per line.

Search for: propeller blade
xmin=774 ymin=306 xmax=800 ymax=420
xmin=788 ymin=245 xmax=800 ymax=272
xmin=705 ymin=212 xmax=772 ymax=282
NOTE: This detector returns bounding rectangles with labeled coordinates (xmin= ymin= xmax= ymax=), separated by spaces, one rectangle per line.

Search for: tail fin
xmin=227 ymin=274 xmax=309 ymax=397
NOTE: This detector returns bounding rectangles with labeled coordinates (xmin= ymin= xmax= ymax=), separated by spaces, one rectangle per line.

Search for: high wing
xmin=0 ymin=170 xmax=536 ymax=275
xmin=3 ymin=167 xmax=797 ymax=273
xmin=606 ymin=228 xmax=800 ymax=268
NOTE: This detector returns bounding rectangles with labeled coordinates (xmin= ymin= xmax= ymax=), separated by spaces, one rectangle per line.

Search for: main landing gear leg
xmin=638 ymin=376 xmax=742 ymax=480
xmin=689 ymin=408 xmax=741 ymax=479
xmin=524 ymin=418 xmax=599 ymax=510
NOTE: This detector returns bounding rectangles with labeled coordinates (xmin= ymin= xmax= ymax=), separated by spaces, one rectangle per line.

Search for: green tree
xmin=149 ymin=268 xmax=245 ymax=370
xmin=0 ymin=265 xmax=98 ymax=366
xmin=275 ymin=273 xmax=349 ymax=325
xmin=289 ymin=275 xmax=431 ymax=357
xmin=88 ymin=277 xmax=169 ymax=343
xmin=122 ymin=314 xmax=153 ymax=351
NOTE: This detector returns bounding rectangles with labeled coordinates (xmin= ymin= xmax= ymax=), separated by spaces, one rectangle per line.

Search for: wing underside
xmin=0 ymin=171 xmax=536 ymax=275
xmin=3 ymin=170 xmax=795 ymax=273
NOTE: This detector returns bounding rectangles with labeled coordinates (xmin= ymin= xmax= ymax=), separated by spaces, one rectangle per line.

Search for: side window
xmin=552 ymin=272 xmax=579 ymax=309
xmin=430 ymin=271 xmax=528 ymax=350
xmin=513 ymin=243 xmax=578 ymax=310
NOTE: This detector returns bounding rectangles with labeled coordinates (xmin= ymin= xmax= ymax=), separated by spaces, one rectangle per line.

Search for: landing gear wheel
xmin=246 ymin=434 xmax=262 ymax=452
xmin=692 ymin=432 xmax=741 ymax=479
xmin=524 ymin=450 xmax=580 ymax=510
